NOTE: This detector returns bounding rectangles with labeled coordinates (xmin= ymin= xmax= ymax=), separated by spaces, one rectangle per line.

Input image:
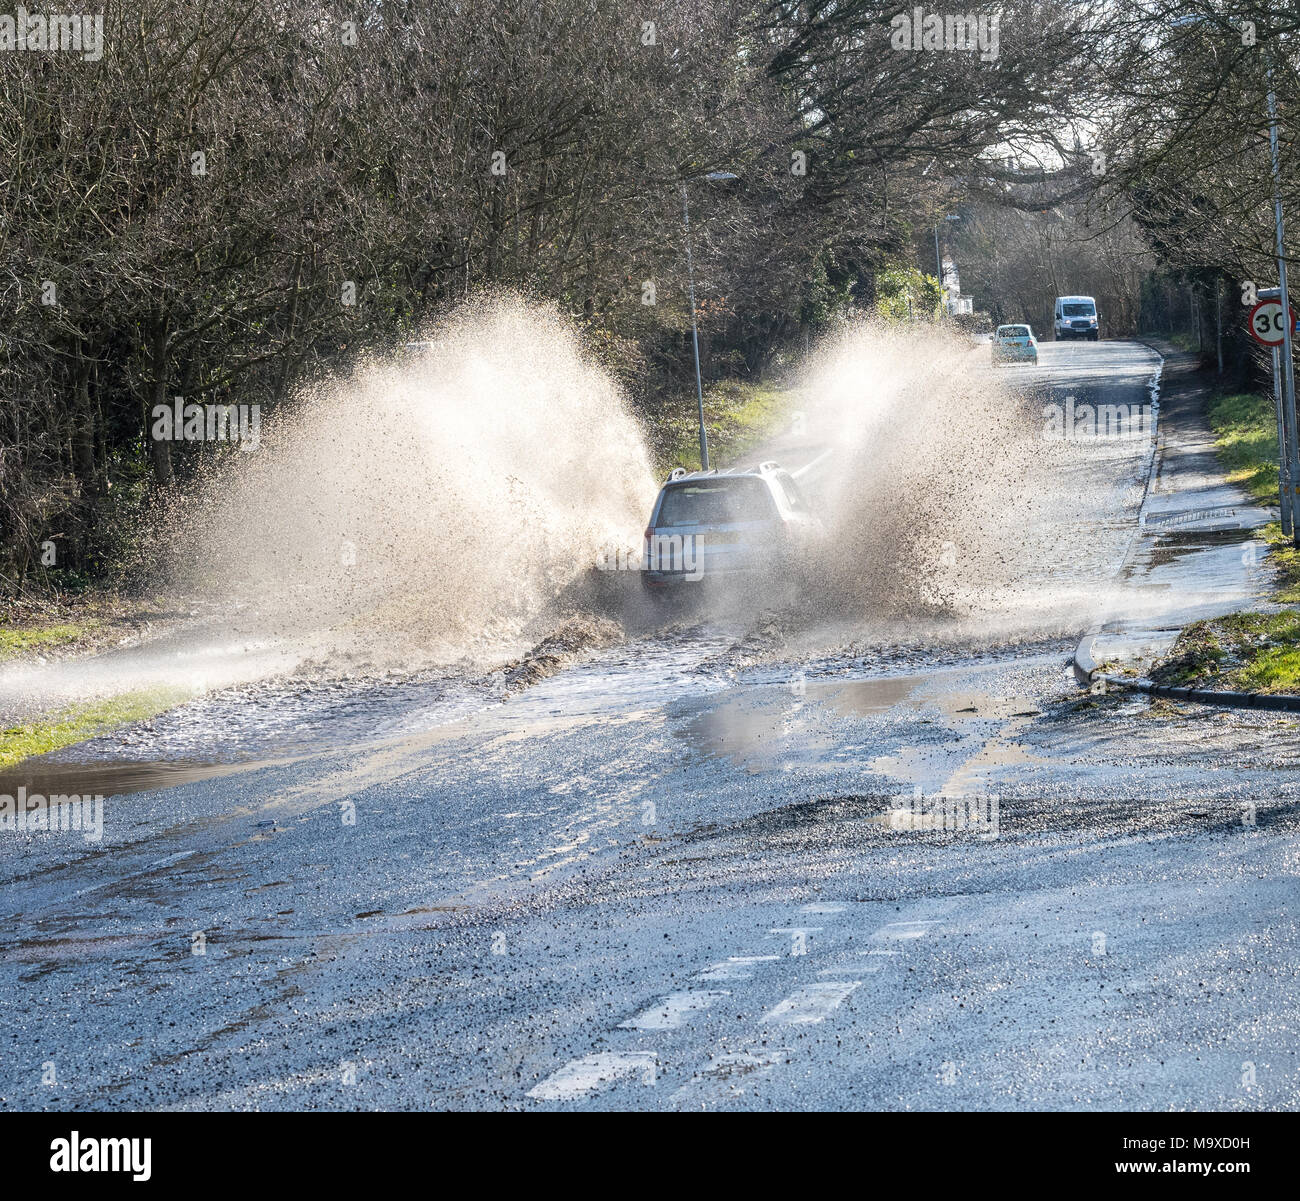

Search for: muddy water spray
xmin=157 ymin=297 xmax=659 ymax=668
xmin=787 ymin=322 xmax=1153 ymax=648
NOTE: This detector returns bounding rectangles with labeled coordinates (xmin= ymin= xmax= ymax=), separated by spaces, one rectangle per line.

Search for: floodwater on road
xmin=3 ymin=337 xmax=1296 ymax=1113
xmin=5 ymin=335 xmax=1231 ymax=798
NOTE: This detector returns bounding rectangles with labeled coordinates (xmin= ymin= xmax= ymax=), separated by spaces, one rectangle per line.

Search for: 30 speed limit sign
xmin=1248 ymin=299 xmax=1297 ymax=346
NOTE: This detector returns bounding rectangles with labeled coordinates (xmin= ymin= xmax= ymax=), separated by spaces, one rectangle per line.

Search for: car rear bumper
xmin=642 ymin=563 xmax=770 ymax=589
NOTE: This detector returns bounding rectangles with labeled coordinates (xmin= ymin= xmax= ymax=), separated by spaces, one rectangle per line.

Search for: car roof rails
xmin=667 ymin=467 xmax=727 ymax=482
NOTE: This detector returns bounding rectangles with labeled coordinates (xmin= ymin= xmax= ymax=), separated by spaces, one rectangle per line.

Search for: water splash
xmin=783 ymin=322 xmax=1156 ymax=650
xmin=160 ymin=295 xmax=660 ymax=669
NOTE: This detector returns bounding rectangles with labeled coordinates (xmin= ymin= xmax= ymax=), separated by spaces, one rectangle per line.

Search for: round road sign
xmin=1248 ymin=299 xmax=1296 ymax=346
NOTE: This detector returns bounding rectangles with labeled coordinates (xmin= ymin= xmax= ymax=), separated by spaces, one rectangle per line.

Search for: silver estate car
xmin=641 ymin=461 xmax=822 ymax=594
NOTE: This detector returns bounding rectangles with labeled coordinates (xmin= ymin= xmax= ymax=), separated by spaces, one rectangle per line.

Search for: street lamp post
xmin=1267 ymin=73 xmax=1300 ymax=547
xmin=1274 ymin=344 xmax=1293 ymax=535
xmin=1259 ymin=287 xmax=1292 ymax=536
xmin=681 ymin=171 xmax=739 ymax=472
xmin=681 ymin=184 xmax=709 ymax=472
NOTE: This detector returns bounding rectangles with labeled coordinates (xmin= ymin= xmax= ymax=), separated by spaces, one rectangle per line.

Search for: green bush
xmin=875 ymin=266 xmax=944 ymax=322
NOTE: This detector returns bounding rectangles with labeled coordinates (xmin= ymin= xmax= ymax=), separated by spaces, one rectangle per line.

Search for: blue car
xmin=992 ymin=324 xmax=1039 ymax=365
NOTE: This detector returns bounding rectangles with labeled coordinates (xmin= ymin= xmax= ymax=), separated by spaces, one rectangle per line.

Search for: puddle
xmin=1140 ymin=526 xmax=1259 ymax=570
xmin=677 ymin=691 xmax=833 ymax=770
xmin=821 ymin=677 xmax=1038 ymax=722
xmin=818 ymin=675 xmax=923 ymax=715
xmin=70 ymin=672 xmax=492 ymax=764
xmin=676 ymin=669 xmax=1042 ymax=773
xmin=1099 ymin=525 xmax=1270 ymax=659
xmin=0 ymin=756 xmax=291 ymax=801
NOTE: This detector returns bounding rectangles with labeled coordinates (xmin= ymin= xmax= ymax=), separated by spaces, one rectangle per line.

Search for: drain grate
xmin=1141 ymin=506 xmax=1238 ymax=528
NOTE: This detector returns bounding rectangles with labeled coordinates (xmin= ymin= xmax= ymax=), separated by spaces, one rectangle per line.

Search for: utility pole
xmin=681 ymin=184 xmax=709 ymax=472
xmin=1275 ymin=345 xmax=1294 ymax=535
xmin=1261 ymin=286 xmax=1294 ymax=536
xmin=1268 ymin=73 xmax=1300 ymax=546
xmin=680 ymin=171 xmax=739 ymax=472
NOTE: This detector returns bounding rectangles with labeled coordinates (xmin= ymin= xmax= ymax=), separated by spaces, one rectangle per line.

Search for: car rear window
xmin=657 ymin=478 xmax=775 ymax=527
xmin=998 ymin=326 xmax=1030 ymax=338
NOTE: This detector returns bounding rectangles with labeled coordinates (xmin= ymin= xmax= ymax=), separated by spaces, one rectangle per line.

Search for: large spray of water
xmin=784 ymin=320 xmax=1149 ymax=651
xmin=160 ymin=296 xmax=660 ymax=668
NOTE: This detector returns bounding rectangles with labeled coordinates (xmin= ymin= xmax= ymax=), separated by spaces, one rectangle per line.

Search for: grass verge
xmin=1208 ymin=391 xmax=1280 ymax=506
xmin=0 ymin=621 xmax=99 ymax=661
xmin=0 ymin=688 xmax=191 ymax=770
xmin=1206 ymin=391 xmax=1300 ymax=600
xmin=1151 ymin=611 xmax=1300 ymax=694
xmin=653 ymin=380 xmax=795 ymax=476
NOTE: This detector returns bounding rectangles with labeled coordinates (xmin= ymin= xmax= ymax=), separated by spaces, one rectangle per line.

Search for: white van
xmin=1054 ymin=296 xmax=1099 ymax=341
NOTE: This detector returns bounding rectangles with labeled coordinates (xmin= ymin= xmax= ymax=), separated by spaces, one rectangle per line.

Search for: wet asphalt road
xmin=2 ymin=339 xmax=1298 ymax=1111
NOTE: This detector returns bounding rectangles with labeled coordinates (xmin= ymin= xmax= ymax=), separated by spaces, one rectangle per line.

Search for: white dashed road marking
xmin=768 ymin=924 xmax=823 ymax=953
xmin=529 ymin=908 xmax=939 ymax=1102
xmin=619 ymin=989 xmax=731 ymax=1030
xmin=528 ymin=1052 xmax=658 ymax=1100
xmin=673 ymin=1048 xmax=789 ymax=1100
xmin=695 ymin=955 xmax=780 ymax=981
xmin=760 ymin=980 xmax=860 ymax=1025
xmin=871 ymin=920 xmax=941 ymax=941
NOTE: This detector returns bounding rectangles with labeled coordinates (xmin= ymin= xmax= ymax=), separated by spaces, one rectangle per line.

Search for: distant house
xmin=940 ymin=256 xmax=974 ymax=314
